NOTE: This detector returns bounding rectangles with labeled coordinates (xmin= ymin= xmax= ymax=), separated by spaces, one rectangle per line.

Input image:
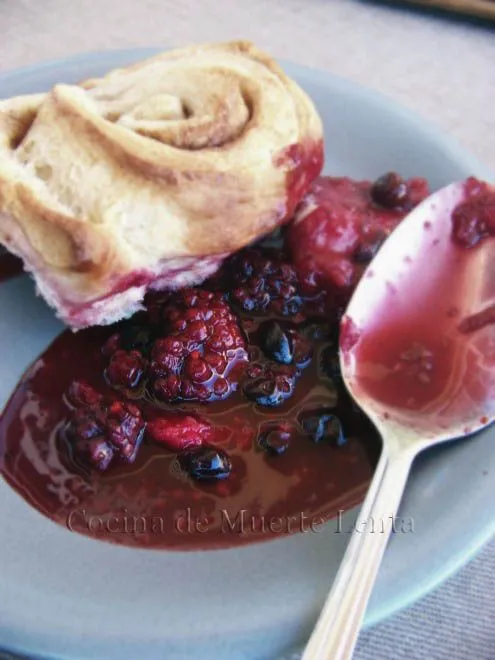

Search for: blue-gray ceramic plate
xmin=0 ymin=49 xmax=494 ymax=660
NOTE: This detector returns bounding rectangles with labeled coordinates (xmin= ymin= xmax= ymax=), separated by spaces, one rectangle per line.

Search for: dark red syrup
xmin=0 ymin=266 xmax=379 ymax=551
xmin=0 ymin=247 xmax=23 ymax=283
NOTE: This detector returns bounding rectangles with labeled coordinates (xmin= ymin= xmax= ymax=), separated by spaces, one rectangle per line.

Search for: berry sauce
xmin=287 ymin=173 xmax=430 ymax=301
xmin=0 ymin=247 xmax=23 ymax=283
xmin=2 ymin=170 xmax=430 ymax=552
xmin=0 ymin=316 xmax=379 ymax=549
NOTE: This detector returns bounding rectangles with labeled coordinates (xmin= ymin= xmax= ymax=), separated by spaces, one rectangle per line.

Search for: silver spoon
xmin=303 ymin=178 xmax=495 ymax=660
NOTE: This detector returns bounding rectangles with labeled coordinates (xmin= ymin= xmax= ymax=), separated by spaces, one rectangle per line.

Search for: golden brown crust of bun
xmin=0 ymin=41 xmax=323 ymax=326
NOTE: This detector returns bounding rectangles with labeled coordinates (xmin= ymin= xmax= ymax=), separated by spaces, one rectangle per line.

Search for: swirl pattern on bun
xmin=0 ymin=41 xmax=323 ymax=327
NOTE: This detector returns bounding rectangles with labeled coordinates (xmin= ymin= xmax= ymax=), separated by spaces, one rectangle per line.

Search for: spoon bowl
xmin=344 ymin=178 xmax=495 ymax=446
xmin=303 ymin=178 xmax=495 ymax=660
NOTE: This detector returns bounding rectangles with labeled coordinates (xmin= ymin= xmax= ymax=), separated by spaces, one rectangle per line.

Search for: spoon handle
xmin=302 ymin=445 xmax=413 ymax=660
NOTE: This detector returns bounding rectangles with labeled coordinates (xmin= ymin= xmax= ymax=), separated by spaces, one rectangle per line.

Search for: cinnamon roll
xmin=0 ymin=41 xmax=323 ymax=327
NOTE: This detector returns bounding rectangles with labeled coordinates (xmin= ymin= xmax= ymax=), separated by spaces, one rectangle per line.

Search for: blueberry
xmin=244 ymin=362 xmax=297 ymax=407
xmin=371 ymin=172 xmax=409 ymax=210
xmin=244 ymin=378 xmax=284 ymax=407
xmin=259 ymin=321 xmax=312 ymax=368
xmin=259 ymin=427 xmax=291 ymax=455
xmin=291 ymin=332 xmax=313 ymax=367
xmin=260 ymin=320 xmax=293 ymax=364
xmin=282 ymin=296 xmax=302 ymax=316
xmin=299 ymin=409 xmax=346 ymax=446
xmin=179 ymin=446 xmax=232 ymax=481
xmin=244 ymin=372 xmax=297 ymax=407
